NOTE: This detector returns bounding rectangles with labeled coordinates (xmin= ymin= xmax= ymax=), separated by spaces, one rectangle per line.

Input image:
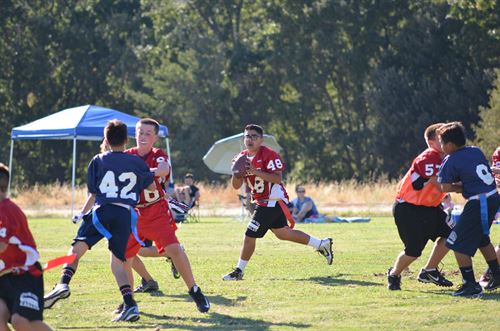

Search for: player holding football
xmin=122 ymin=118 xmax=209 ymax=313
xmin=222 ymin=124 xmax=333 ymax=281
xmin=44 ymin=120 xmax=170 ymax=322
xmin=437 ymin=123 xmax=500 ymax=297
xmin=0 ymin=163 xmax=53 ymax=330
xmin=387 ymin=123 xmax=454 ymax=290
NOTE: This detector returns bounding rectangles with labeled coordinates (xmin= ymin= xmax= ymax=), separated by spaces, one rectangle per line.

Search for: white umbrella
xmin=202 ymin=133 xmax=283 ymax=175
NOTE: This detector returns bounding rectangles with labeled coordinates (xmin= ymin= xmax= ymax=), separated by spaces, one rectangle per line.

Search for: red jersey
xmin=395 ymin=148 xmax=446 ymax=207
xmin=126 ymin=147 xmax=169 ymax=207
xmin=235 ymin=146 xmax=289 ymax=207
xmin=0 ymin=198 xmax=40 ymax=277
xmin=492 ymin=147 xmax=500 ymax=184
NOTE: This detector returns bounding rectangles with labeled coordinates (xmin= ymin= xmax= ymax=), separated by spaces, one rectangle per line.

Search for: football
xmin=231 ymin=153 xmax=248 ymax=178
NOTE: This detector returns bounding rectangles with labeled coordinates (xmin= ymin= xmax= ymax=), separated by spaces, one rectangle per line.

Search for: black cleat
xmin=417 ymin=268 xmax=453 ymax=287
xmin=133 ymin=278 xmax=159 ymax=293
xmin=188 ymin=285 xmax=210 ymax=313
xmin=387 ymin=267 xmax=401 ymax=290
xmin=222 ymin=267 xmax=244 ymax=281
xmin=483 ymin=274 xmax=500 ymax=291
xmin=452 ymin=282 xmax=483 ymax=298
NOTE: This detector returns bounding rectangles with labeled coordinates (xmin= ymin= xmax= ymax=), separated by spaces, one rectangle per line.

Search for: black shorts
xmin=446 ymin=193 xmax=500 ymax=257
xmin=0 ymin=264 xmax=44 ymax=322
xmin=245 ymin=204 xmax=288 ymax=238
xmin=393 ymin=202 xmax=451 ymax=257
xmin=73 ymin=204 xmax=132 ymax=261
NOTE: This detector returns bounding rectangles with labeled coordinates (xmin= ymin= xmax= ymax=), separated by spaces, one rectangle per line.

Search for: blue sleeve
xmin=135 ymin=158 xmax=155 ymax=191
xmin=291 ymin=198 xmax=298 ymax=208
xmin=437 ymin=156 xmax=457 ymax=184
xmin=87 ymin=157 xmax=98 ymax=194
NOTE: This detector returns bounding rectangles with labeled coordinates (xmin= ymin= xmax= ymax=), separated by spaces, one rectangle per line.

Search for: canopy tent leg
xmin=7 ymin=139 xmax=14 ymax=196
xmin=71 ymin=138 xmax=77 ymax=216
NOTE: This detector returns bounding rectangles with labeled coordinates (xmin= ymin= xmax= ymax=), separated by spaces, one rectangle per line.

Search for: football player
xmin=223 ymin=124 xmax=333 ymax=281
xmin=438 ymin=124 xmax=500 ymax=297
xmin=0 ymin=163 xmax=53 ymax=330
xmin=44 ymin=120 xmax=170 ymax=322
xmin=387 ymin=123 xmax=454 ymax=291
xmin=122 ymin=118 xmax=209 ymax=313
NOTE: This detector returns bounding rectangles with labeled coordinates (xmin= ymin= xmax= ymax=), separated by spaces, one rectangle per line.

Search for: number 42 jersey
xmin=87 ymin=151 xmax=155 ymax=207
xmin=235 ymin=145 xmax=289 ymax=207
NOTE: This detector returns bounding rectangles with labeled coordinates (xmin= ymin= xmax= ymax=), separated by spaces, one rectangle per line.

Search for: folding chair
xmin=187 ymin=200 xmax=201 ymax=223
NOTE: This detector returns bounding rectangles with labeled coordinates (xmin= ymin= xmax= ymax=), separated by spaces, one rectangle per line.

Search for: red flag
xmin=43 ymin=253 xmax=77 ymax=271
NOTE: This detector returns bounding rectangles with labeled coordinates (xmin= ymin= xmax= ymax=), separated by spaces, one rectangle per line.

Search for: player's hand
xmin=72 ymin=212 xmax=84 ymax=224
xmin=245 ymin=160 xmax=257 ymax=176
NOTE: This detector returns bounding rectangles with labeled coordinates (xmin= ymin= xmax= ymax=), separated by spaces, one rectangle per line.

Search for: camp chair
xmin=168 ymin=197 xmax=190 ymax=223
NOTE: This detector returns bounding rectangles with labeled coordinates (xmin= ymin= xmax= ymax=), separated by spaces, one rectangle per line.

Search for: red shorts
xmin=125 ymin=199 xmax=179 ymax=258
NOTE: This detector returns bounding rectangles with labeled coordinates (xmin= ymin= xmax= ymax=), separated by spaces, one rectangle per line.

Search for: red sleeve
xmin=492 ymin=148 xmax=500 ymax=166
xmin=264 ymin=149 xmax=285 ymax=173
xmin=413 ymin=150 xmax=441 ymax=179
xmin=0 ymin=217 xmax=17 ymax=244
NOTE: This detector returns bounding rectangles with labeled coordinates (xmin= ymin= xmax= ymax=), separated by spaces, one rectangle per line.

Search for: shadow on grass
xmin=408 ymin=288 xmax=500 ymax=300
xmin=58 ymin=312 xmax=310 ymax=330
xmin=299 ymin=274 xmax=381 ymax=287
xmin=166 ymin=294 xmax=248 ymax=306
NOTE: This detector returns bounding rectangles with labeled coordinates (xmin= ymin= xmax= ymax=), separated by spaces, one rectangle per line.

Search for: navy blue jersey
xmin=438 ymin=146 xmax=496 ymax=199
xmin=87 ymin=151 xmax=155 ymax=207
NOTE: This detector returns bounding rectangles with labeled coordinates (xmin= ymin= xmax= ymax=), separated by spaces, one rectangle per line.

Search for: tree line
xmin=0 ymin=0 xmax=498 ymax=188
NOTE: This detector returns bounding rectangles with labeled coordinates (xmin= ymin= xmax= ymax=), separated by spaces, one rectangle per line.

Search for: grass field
xmin=30 ymin=216 xmax=500 ymax=331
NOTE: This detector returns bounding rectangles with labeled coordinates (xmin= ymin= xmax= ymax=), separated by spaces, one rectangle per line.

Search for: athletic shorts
xmin=446 ymin=193 xmax=500 ymax=257
xmin=0 ymin=263 xmax=44 ymax=321
xmin=393 ymin=201 xmax=451 ymax=258
xmin=245 ymin=204 xmax=288 ymax=238
xmin=73 ymin=204 xmax=132 ymax=261
xmin=125 ymin=199 xmax=179 ymax=258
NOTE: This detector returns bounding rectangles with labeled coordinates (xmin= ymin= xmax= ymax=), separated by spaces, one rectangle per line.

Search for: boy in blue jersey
xmin=45 ymin=120 xmax=169 ymax=322
xmin=437 ymin=122 xmax=500 ymax=297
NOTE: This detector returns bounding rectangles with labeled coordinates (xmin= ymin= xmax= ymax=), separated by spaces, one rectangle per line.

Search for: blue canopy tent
xmin=9 ymin=105 xmax=171 ymax=214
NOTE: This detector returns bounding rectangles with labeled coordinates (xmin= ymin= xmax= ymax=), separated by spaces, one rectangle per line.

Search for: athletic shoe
xmin=417 ymin=268 xmax=453 ymax=287
xmin=188 ymin=285 xmax=210 ymax=313
xmin=387 ymin=267 xmax=401 ymax=290
xmin=44 ymin=283 xmax=70 ymax=309
xmin=222 ymin=267 xmax=244 ymax=281
xmin=167 ymin=258 xmax=180 ymax=279
xmin=479 ymin=268 xmax=491 ymax=286
xmin=133 ymin=278 xmax=159 ymax=293
xmin=112 ymin=304 xmax=140 ymax=322
xmin=452 ymin=282 xmax=483 ymax=298
xmin=484 ymin=274 xmax=500 ymax=291
xmin=113 ymin=303 xmax=124 ymax=315
xmin=317 ymin=238 xmax=334 ymax=265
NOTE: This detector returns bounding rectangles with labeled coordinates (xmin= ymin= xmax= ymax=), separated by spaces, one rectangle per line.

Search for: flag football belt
xmin=92 ymin=203 xmax=145 ymax=247
xmin=468 ymin=189 xmax=497 ymax=236
xmin=253 ymin=198 xmax=295 ymax=229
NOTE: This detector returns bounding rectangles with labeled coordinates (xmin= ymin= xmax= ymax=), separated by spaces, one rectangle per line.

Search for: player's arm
xmin=438 ymin=182 xmax=463 ymax=193
xmin=246 ymin=161 xmax=282 ymax=184
xmin=151 ymin=161 xmax=170 ymax=177
xmin=72 ymin=193 xmax=96 ymax=223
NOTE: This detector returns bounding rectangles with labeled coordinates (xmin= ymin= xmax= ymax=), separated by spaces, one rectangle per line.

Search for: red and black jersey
xmin=126 ymin=147 xmax=169 ymax=207
xmin=234 ymin=146 xmax=289 ymax=207
xmin=0 ymin=198 xmax=41 ymax=277
xmin=395 ymin=148 xmax=446 ymax=207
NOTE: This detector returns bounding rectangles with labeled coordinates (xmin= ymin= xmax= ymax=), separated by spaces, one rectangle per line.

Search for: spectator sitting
xmin=291 ymin=185 xmax=320 ymax=223
xmin=175 ymin=173 xmax=200 ymax=208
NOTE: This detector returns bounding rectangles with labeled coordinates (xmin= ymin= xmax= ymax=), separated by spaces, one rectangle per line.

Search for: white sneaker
xmin=317 ymin=238 xmax=334 ymax=265
xmin=44 ymin=283 xmax=70 ymax=309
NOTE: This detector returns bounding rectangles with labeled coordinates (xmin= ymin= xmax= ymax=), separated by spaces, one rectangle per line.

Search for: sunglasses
xmin=296 ymin=190 xmax=305 ymax=193
xmin=244 ymin=134 xmax=261 ymax=141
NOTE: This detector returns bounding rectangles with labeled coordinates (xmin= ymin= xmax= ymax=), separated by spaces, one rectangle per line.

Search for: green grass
xmin=29 ymin=217 xmax=500 ymax=330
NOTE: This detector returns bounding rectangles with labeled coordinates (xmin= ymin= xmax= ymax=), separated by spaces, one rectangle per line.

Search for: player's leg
xmin=131 ymin=256 xmax=159 ymax=293
xmin=110 ymin=254 xmax=139 ymax=322
xmin=293 ymin=201 xmax=313 ymax=223
xmin=418 ymin=208 xmax=453 ymax=287
xmin=0 ymin=298 xmax=10 ymax=331
xmin=10 ymin=314 xmax=53 ymax=331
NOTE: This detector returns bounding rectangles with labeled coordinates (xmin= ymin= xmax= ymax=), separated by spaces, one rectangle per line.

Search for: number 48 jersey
xmin=87 ymin=151 xmax=155 ymax=207
xmin=235 ymin=146 xmax=289 ymax=207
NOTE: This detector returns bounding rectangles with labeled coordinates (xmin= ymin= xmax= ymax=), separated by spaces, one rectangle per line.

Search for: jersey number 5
xmin=99 ymin=171 xmax=138 ymax=200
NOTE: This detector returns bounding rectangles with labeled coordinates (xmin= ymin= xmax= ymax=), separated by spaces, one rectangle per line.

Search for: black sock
xmin=60 ymin=267 xmax=75 ymax=285
xmin=119 ymin=285 xmax=136 ymax=307
xmin=486 ymin=259 xmax=500 ymax=277
xmin=459 ymin=266 xmax=476 ymax=284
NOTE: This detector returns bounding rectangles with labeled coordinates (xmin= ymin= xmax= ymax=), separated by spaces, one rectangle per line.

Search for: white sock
xmin=307 ymin=236 xmax=322 ymax=249
xmin=237 ymin=259 xmax=248 ymax=271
